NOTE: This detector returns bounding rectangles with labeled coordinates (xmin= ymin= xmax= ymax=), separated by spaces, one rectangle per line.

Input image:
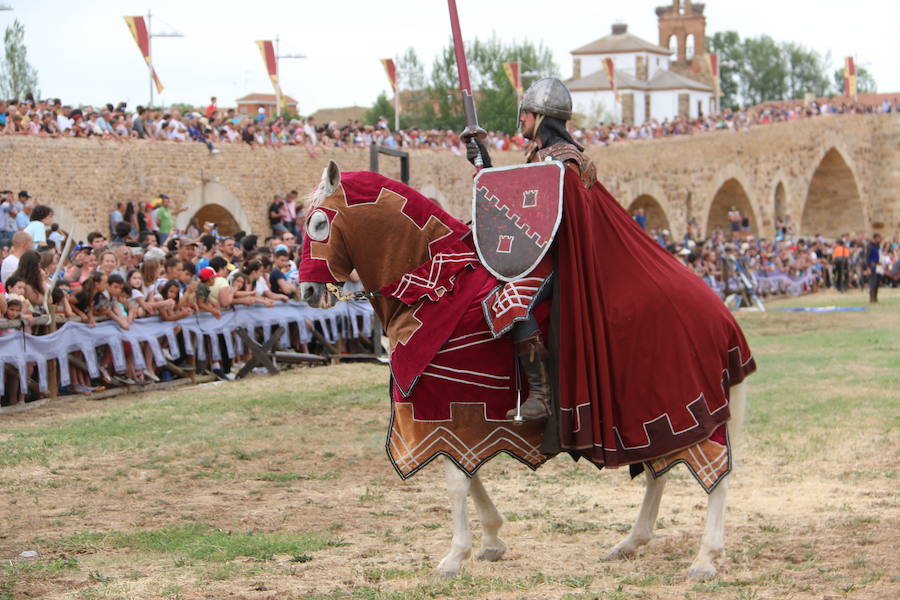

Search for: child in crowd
xmin=2 ymin=298 xmax=22 ymax=334
xmin=4 ymin=276 xmax=35 ymax=328
xmin=195 ymin=267 xmax=222 ymax=319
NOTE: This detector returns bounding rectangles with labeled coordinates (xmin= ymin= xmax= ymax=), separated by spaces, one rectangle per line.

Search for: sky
xmin=5 ymin=0 xmax=899 ymax=114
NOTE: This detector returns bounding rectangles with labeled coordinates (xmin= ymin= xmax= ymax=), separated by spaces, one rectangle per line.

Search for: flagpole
xmin=275 ymin=35 xmax=281 ymax=117
xmin=394 ymin=62 xmax=400 ymax=131
xmin=147 ymin=9 xmax=153 ymax=107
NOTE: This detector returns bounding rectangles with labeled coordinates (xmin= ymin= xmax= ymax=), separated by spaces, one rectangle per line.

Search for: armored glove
xmin=465 ymin=137 xmax=493 ymax=169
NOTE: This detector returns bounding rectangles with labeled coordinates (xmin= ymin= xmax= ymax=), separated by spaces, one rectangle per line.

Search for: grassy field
xmin=1 ymin=289 xmax=898 ymax=600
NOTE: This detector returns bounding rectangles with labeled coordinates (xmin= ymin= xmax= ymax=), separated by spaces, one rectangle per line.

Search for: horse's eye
xmin=306 ymin=209 xmax=331 ymax=242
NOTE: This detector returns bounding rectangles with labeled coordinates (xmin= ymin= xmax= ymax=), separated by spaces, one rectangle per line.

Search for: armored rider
xmin=467 ymin=77 xmax=596 ymax=422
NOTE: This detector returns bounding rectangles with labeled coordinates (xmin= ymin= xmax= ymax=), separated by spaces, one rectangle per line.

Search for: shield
xmin=472 ymin=161 xmax=565 ymax=281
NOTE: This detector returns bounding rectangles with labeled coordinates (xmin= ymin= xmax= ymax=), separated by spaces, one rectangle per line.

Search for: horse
xmin=299 ymin=160 xmax=749 ymax=581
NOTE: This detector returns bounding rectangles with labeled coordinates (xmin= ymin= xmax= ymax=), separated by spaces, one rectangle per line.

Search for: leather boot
xmin=506 ymin=333 xmax=551 ymax=421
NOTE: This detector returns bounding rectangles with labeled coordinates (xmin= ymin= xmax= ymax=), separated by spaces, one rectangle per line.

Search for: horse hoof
xmin=436 ymin=563 xmax=463 ymax=578
xmin=476 ymin=543 xmax=507 ymax=562
xmin=436 ymin=553 xmax=467 ymax=577
xmin=605 ymin=543 xmax=637 ymax=561
xmin=687 ymin=564 xmax=717 ymax=581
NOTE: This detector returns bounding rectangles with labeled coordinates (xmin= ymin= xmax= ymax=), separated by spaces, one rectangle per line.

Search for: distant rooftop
xmin=571 ymin=23 xmax=672 ymax=56
xmin=235 ymin=93 xmax=298 ymax=106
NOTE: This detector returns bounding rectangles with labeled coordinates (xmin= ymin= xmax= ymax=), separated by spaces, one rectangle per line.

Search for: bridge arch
xmin=176 ymin=181 xmax=252 ymax=236
xmin=700 ymin=166 xmax=760 ymax=237
xmin=800 ymin=147 xmax=866 ymax=237
xmin=627 ymin=194 xmax=671 ymax=233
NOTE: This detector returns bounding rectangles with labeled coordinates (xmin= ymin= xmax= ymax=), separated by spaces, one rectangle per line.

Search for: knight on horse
xmin=467 ymin=77 xmax=596 ymax=423
xmin=466 ymin=76 xmax=756 ymax=470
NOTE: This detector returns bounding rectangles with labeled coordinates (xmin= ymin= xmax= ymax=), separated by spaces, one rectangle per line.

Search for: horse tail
xmin=726 ymin=381 xmax=748 ymax=462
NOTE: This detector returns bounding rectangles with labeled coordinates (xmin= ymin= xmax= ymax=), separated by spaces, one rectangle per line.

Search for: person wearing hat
xmin=195 ymin=266 xmax=223 ymax=320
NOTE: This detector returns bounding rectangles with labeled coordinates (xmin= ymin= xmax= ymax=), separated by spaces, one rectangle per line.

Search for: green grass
xmin=1 ymin=293 xmax=898 ymax=600
xmin=47 ymin=523 xmax=341 ymax=562
xmin=0 ymin=373 xmax=384 ymax=468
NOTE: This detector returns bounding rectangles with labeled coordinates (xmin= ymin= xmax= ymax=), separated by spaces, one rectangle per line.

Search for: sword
xmin=447 ymin=0 xmax=486 ymax=162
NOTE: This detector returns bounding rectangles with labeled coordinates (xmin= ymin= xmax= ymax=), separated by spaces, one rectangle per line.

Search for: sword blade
xmin=447 ymin=0 xmax=482 ymax=140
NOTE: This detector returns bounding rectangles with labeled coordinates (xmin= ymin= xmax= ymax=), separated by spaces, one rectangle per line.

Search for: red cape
xmin=551 ymin=170 xmax=755 ymax=467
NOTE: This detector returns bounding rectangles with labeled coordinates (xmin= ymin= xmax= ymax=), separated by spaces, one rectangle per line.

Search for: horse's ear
xmin=323 ymin=160 xmax=341 ymax=196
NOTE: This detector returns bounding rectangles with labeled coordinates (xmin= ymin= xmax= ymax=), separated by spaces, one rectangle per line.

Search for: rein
xmin=325 ymin=283 xmax=381 ymax=302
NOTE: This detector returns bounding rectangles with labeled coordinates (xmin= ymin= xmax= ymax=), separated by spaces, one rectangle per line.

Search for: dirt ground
xmin=1 ymin=291 xmax=899 ymax=599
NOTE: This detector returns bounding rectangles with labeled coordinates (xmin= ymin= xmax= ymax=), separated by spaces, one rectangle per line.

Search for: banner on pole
xmin=256 ymin=40 xmax=284 ymax=107
xmin=603 ymin=58 xmax=619 ymax=102
xmin=380 ymin=58 xmax=398 ymax=93
xmin=502 ymin=62 xmax=523 ymax=98
xmin=124 ymin=16 xmax=164 ymax=94
xmin=843 ymin=56 xmax=857 ymax=98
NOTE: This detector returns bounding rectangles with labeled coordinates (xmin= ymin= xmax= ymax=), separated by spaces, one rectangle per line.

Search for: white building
xmin=566 ymin=23 xmax=714 ymax=125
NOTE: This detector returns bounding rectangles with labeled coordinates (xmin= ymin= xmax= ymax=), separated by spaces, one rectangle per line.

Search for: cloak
xmin=549 ymin=169 xmax=756 ymax=467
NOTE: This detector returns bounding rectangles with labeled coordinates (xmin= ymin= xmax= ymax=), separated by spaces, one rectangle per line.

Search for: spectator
xmin=0 ymin=190 xmax=16 ymax=247
xmin=154 ymin=195 xmax=184 ymax=245
xmin=269 ymin=249 xmax=297 ymax=298
xmin=1 ymin=231 xmax=33 ymax=284
xmin=87 ymin=231 xmax=108 ymax=251
xmin=110 ymin=202 xmax=125 ymax=236
xmin=268 ymin=194 xmax=286 ymax=235
xmin=23 ymin=204 xmax=53 ymax=249
xmin=48 ymin=223 xmax=66 ymax=249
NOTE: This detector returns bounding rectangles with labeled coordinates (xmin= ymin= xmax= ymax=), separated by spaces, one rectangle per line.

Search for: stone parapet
xmin=0 ymin=114 xmax=895 ymax=240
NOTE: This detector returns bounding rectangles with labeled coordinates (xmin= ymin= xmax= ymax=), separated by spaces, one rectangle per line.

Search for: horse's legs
xmin=606 ymin=470 xmax=667 ymax=559
xmin=469 ymin=473 xmax=507 ymax=562
xmin=436 ymin=457 xmax=473 ymax=577
xmin=687 ymin=476 xmax=728 ymax=581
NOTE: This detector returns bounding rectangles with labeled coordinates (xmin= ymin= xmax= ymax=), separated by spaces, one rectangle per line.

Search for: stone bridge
xmin=2 ymin=114 xmax=897 ymax=241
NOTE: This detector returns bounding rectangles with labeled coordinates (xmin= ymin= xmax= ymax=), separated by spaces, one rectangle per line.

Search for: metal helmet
xmin=519 ymin=77 xmax=572 ymax=121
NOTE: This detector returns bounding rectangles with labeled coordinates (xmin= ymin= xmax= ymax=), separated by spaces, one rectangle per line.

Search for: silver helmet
xmin=519 ymin=77 xmax=572 ymax=121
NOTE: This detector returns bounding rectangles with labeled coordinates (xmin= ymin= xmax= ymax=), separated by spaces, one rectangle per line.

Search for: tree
xmin=396 ymin=47 xmax=426 ymax=91
xmin=833 ymin=65 xmax=877 ymax=96
xmin=364 ymin=92 xmax=396 ymax=127
xmin=740 ymin=35 xmax=788 ymax=105
xmin=782 ymin=42 xmax=831 ymax=99
xmin=368 ymin=37 xmax=557 ymax=133
xmin=0 ymin=20 xmax=39 ymax=100
xmin=705 ymin=31 xmax=742 ymax=109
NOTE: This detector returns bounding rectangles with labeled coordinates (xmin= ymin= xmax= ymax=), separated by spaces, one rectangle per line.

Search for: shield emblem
xmin=472 ymin=161 xmax=565 ymax=282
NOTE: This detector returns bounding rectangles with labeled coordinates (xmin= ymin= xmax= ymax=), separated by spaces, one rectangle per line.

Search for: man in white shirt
xmin=23 ymin=205 xmax=53 ymax=248
xmin=56 ymin=107 xmax=73 ymax=132
xmin=303 ymin=117 xmax=317 ymax=145
xmin=1 ymin=231 xmax=33 ymax=284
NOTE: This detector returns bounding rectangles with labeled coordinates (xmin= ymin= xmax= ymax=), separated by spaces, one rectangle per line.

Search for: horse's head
xmin=299 ymin=160 xmax=470 ymax=307
xmin=299 ymin=161 xmax=344 ymax=305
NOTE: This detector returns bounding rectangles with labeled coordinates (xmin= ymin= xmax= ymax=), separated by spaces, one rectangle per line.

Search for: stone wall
xmin=1 ymin=113 xmax=897 ymax=240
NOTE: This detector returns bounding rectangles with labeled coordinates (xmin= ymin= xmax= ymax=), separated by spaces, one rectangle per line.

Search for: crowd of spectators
xmin=632 ymin=212 xmax=900 ymax=303
xmin=0 ymin=190 xmax=334 ymax=408
xmin=1 ymin=93 xmax=896 ymax=154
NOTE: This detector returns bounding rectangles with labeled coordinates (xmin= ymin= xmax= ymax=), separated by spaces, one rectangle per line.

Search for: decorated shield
xmin=472 ymin=161 xmax=565 ymax=282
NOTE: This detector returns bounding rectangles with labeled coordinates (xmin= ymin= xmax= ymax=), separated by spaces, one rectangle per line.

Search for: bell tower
xmin=657 ymin=0 xmax=710 ymax=84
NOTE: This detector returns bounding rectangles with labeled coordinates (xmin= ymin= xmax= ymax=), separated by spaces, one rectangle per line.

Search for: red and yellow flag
xmin=380 ymin=58 xmax=397 ymax=93
xmin=502 ymin=62 xmax=523 ymax=98
xmin=256 ymin=40 xmax=284 ymax=106
xmin=844 ymin=56 xmax=857 ymax=98
xmin=603 ymin=58 xmax=619 ymax=101
xmin=705 ymin=53 xmax=720 ymax=98
xmin=123 ymin=16 xmax=164 ymax=94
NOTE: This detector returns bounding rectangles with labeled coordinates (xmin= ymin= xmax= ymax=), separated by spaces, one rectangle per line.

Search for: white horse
xmin=299 ymin=161 xmax=749 ymax=581
xmin=431 ymin=380 xmax=746 ymax=581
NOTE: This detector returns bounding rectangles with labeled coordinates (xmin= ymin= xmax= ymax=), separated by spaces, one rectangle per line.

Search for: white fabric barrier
xmin=0 ymin=301 xmax=374 ymax=395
